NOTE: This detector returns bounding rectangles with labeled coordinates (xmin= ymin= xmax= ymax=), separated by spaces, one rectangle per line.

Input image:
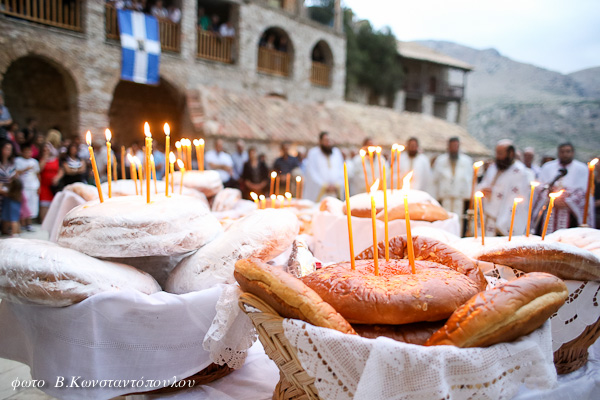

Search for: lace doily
xmin=283 ymin=319 xmax=556 ymax=400
xmin=203 ymin=284 xmax=258 ymax=369
xmin=479 ymin=263 xmax=600 ymax=352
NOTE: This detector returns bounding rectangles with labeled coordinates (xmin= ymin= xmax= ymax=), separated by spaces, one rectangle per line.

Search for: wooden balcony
xmin=257 ymin=47 xmax=290 ymax=77
xmin=310 ymin=61 xmax=330 ymax=87
xmin=197 ymin=29 xmax=234 ymax=64
xmin=104 ymin=4 xmax=180 ymax=53
xmin=0 ymin=0 xmax=82 ymax=32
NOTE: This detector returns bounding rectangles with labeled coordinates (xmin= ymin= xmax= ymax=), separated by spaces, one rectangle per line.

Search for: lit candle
xmin=175 ymin=141 xmax=182 ymax=162
xmin=277 ymin=194 xmax=285 ymax=208
xmin=470 ymin=161 xmax=484 ymax=210
xmin=368 ymin=146 xmax=376 ymax=183
xmin=177 ymin=159 xmax=186 ymax=195
xmin=135 ymin=157 xmax=143 ymax=196
xmin=144 ymin=122 xmax=152 ymax=203
xmin=186 ymin=139 xmax=193 ymax=170
xmin=376 ymin=146 xmax=383 ymax=185
xmin=526 ymin=181 xmax=540 ymax=237
xmin=390 ymin=144 xmax=397 ymax=192
xmin=271 ymin=194 xmax=277 ymax=209
xmin=112 ymin=155 xmax=117 ymax=184
xmin=583 ymin=158 xmax=598 ymax=226
xmin=275 ymin=174 xmax=280 ymax=197
xmin=259 ymin=194 xmax=266 ymax=209
xmin=169 ymin=152 xmax=175 ymax=193
xmin=344 ymin=163 xmax=356 ymax=270
xmin=370 ymin=179 xmax=380 ymax=276
xmin=509 ymin=197 xmax=524 ymax=241
xmin=128 ymin=153 xmax=138 ymax=195
xmin=359 ymin=149 xmax=369 ymax=192
xmin=105 ymin=129 xmax=112 ymax=198
xmin=476 ymin=191 xmax=485 ymax=245
xmin=180 ymin=140 xmax=187 ymax=170
xmin=285 ymin=173 xmax=291 ymax=195
xmin=403 ymin=172 xmax=415 ymax=273
xmin=151 ymin=154 xmax=157 ymax=194
xmin=193 ymin=139 xmax=201 ymax=171
xmin=199 ymin=138 xmax=205 ymax=171
xmin=285 ymin=192 xmax=292 ymax=207
xmin=250 ymin=192 xmax=259 ymax=207
xmin=296 ymin=176 xmax=302 ymax=199
xmin=121 ymin=146 xmax=126 ymax=181
xmin=383 ymin=165 xmax=389 ymax=262
xmin=473 ymin=192 xmax=479 ymax=239
xmin=164 ymin=123 xmax=170 ymax=196
xmin=86 ymin=131 xmax=104 ymax=203
xmin=396 ymin=145 xmax=405 ymax=190
xmin=270 ymin=172 xmax=277 ymax=197
xmin=542 ymin=190 xmax=564 ymax=240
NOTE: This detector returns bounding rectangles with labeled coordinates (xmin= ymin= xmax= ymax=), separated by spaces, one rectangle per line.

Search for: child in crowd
xmin=15 ymin=143 xmax=40 ymax=229
xmin=1 ymin=177 xmax=23 ymax=237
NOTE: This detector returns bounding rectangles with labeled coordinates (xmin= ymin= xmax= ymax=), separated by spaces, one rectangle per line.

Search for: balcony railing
xmin=404 ymin=81 xmax=465 ymax=100
xmin=104 ymin=4 xmax=180 ymax=53
xmin=0 ymin=0 xmax=82 ymax=31
xmin=257 ymin=47 xmax=290 ymax=77
xmin=197 ymin=29 xmax=234 ymax=64
xmin=310 ymin=61 xmax=330 ymax=87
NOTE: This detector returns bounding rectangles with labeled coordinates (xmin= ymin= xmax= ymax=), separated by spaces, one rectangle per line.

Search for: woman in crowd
xmin=1 ymin=177 xmax=23 ymax=236
xmin=38 ymin=143 xmax=62 ymax=223
xmin=241 ymin=146 xmax=269 ymax=199
xmin=0 ymin=140 xmax=18 ymax=235
xmin=60 ymin=143 xmax=86 ymax=186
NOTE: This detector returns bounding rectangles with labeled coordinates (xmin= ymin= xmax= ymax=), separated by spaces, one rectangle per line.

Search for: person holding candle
xmin=534 ymin=142 xmax=594 ymax=230
xmin=399 ymin=137 xmax=432 ymax=194
xmin=432 ymin=137 xmax=473 ymax=234
xmin=303 ymin=131 xmax=345 ymax=202
xmin=477 ymin=139 xmax=530 ymax=236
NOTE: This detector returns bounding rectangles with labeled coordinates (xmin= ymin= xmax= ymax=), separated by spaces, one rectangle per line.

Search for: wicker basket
xmin=553 ymin=318 xmax=600 ymax=374
xmin=238 ymin=292 xmax=320 ymax=399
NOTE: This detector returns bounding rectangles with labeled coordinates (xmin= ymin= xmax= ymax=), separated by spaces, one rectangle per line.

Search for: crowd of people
xmin=107 ymin=0 xmax=182 ymax=23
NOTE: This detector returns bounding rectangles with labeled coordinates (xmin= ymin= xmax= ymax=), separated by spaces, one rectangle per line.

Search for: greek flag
xmin=118 ymin=9 xmax=160 ymax=85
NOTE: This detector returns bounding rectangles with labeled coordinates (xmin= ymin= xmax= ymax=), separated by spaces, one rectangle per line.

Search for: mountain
xmin=416 ymin=40 xmax=600 ymax=161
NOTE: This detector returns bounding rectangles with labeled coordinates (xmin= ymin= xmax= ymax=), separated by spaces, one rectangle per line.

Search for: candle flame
xmin=193 ymin=139 xmax=200 ymax=146
xmin=370 ymin=179 xmax=380 ymax=194
xmin=402 ymin=171 xmax=413 ymax=191
xmin=105 ymin=129 xmax=112 ymax=142
xmin=127 ymin=153 xmax=133 ymax=162
xmin=549 ymin=190 xmax=564 ymax=199
xmin=259 ymin=194 xmax=265 ymax=200
xmin=177 ymin=159 xmax=184 ymax=169
xmin=144 ymin=122 xmax=151 ymax=138
xmin=475 ymin=191 xmax=484 ymax=199
xmin=150 ymin=154 xmax=155 ymax=162
xmin=359 ymin=149 xmax=366 ymax=157
xmin=531 ymin=181 xmax=540 ymax=188
xmin=392 ymin=143 xmax=398 ymax=151
xmin=591 ymin=158 xmax=599 ymax=167
xmin=285 ymin=192 xmax=292 ymax=199
xmin=133 ymin=156 xmax=141 ymax=167
xmin=277 ymin=195 xmax=284 ymax=201
xmin=169 ymin=152 xmax=176 ymax=163
xmin=271 ymin=171 xmax=277 ymax=178
xmin=175 ymin=141 xmax=181 ymax=149
xmin=296 ymin=176 xmax=301 ymax=183
xmin=376 ymin=146 xmax=382 ymax=154
xmin=473 ymin=160 xmax=484 ymax=168
xmin=368 ymin=146 xmax=376 ymax=154
xmin=164 ymin=123 xmax=170 ymax=136
xmin=85 ymin=131 xmax=92 ymax=146
xmin=250 ymin=192 xmax=258 ymax=201
xmin=270 ymin=194 xmax=276 ymax=201
xmin=514 ymin=197 xmax=524 ymax=204
xmin=397 ymin=145 xmax=405 ymax=152
xmin=199 ymin=138 xmax=205 ymax=145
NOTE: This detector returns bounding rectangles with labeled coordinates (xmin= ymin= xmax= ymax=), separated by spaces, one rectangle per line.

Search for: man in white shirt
xmin=14 ymin=144 xmax=40 ymax=225
xmin=219 ymin=20 xmax=235 ymax=38
xmin=523 ymin=147 xmax=541 ymax=182
xmin=303 ymin=132 xmax=345 ymax=202
xmin=205 ymin=138 xmax=234 ymax=187
xmin=432 ymin=137 xmax=473 ymax=233
xmin=399 ymin=137 xmax=432 ymax=194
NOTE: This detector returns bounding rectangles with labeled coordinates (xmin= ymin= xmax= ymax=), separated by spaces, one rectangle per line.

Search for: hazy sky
xmin=342 ymin=0 xmax=600 ymax=74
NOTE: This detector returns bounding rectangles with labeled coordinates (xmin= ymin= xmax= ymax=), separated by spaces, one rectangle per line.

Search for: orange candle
xmin=360 ymin=149 xmax=369 ymax=192
xmin=376 ymin=146 xmax=383 ymax=185
xmin=583 ymin=158 xmax=598 ymax=226
xmin=186 ymin=139 xmax=193 ymax=170
xmin=193 ymin=139 xmax=201 ymax=171
xmin=250 ymin=192 xmax=258 ymax=207
xmin=112 ymin=154 xmax=117 ymax=183
xmin=199 ymin=139 xmax=205 ymax=171
xmin=285 ymin=173 xmax=291 ymax=194
xmin=164 ymin=123 xmax=170 ymax=195
xmin=471 ymin=161 xmax=484 ymax=210
xmin=277 ymin=194 xmax=285 ymax=209
xmin=270 ymin=172 xmax=277 ymax=196
xmin=275 ymin=174 xmax=280 ymax=197
xmin=270 ymin=194 xmax=277 ymax=209
xmin=177 ymin=159 xmax=186 ymax=195
xmin=121 ymin=146 xmax=126 ymax=181
xmin=259 ymin=194 xmax=266 ymax=209
xmin=542 ymin=190 xmax=564 ymax=240
xmin=285 ymin=192 xmax=292 ymax=208
xmin=169 ymin=152 xmax=175 ymax=194
xmin=473 ymin=193 xmax=479 ymax=239
xmin=368 ymin=146 xmax=376 ymax=183
xmin=383 ymin=165 xmax=389 ymax=261
xmin=144 ymin=123 xmax=152 ymax=203
xmin=370 ymin=179 xmax=380 ymax=276
xmin=403 ymin=172 xmax=415 ymax=273
xmin=526 ymin=181 xmax=539 ymax=237
xmin=509 ymin=197 xmax=524 ymax=241
xmin=86 ymin=131 xmax=104 ymax=203
xmin=296 ymin=176 xmax=302 ymax=199
xmin=128 ymin=154 xmax=138 ymax=195
xmin=344 ymin=163 xmax=356 ymax=270
xmin=105 ymin=129 xmax=112 ymax=198
xmin=396 ymin=145 xmax=404 ymax=190
xmin=175 ymin=141 xmax=182 ymax=163
xmin=151 ymin=154 xmax=157 ymax=194
xmin=476 ymin=191 xmax=485 ymax=245
xmin=390 ymin=144 xmax=396 ymax=192
xmin=135 ymin=157 xmax=144 ymax=196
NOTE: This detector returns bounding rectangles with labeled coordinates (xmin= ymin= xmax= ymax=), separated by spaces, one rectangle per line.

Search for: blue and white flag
xmin=118 ymin=9 xmax=161 ymax=85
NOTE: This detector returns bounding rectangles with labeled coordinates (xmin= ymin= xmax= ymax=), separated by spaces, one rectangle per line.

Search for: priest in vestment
xmin=399 ymin=137 xmax=432 ymax=194
xmin=303 ymin=132 xmax=345 ymax=202
xmin=478 ymin=140 xmax=530 ymax=236
xmin=532 ymin=142 xmax=594 ymax=232
xmin=432 ymin=137 xmax=473 ymax=233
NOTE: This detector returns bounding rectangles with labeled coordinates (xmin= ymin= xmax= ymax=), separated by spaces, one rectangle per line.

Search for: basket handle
xmin=238 ymin=292 xmax=281 ymax=317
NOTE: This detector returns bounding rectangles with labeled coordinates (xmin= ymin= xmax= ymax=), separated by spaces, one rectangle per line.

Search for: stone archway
xmin=108 ymin=77 xmax=185 ymax=150
xmin=1 ymin=55 xmax=79 ymax=138
xmin=257 ymin=27 xmax=295 ymax=77
xmin=310 ymin=40 xmax=334 ymax=87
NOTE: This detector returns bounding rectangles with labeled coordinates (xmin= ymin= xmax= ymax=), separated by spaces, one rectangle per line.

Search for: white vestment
xmin=533 ymin=159 xmax=594 ymax=231
xmin=399 ymin=153 xmax=432 ymax=194
xmin=303 ymin=146 xmax=345 ymax=202
xmin=349 ymin=153 xmax=391 ymax=195
xmin=432 ymin=153 xmax=473 ymax=230
xmin=478 ymin=161 xmax=530 ymax=236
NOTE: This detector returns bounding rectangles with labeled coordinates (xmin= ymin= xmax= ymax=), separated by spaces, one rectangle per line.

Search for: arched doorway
xmin=257 ymin=27 xmax=294 ymax=77
xmin=310 ymin=40 xmax=333 ymax=87
xmin=1 ymin=55 xmax=78 ymax=138
xmin=108 ymin=78 xmax=185 ymax=150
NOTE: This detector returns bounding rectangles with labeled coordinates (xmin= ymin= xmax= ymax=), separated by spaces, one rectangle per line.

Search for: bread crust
xmin=425 ymin=272 xmax=568 ymax=347
xmin=301 ymin=259 xmax=480 ymax=325
xmin=353 ymin=321 xmax=445 ymax=345
xmin=357 ymin=235 xmax=487 ymax=291
xmin=234 ymin=258 xmax=356 ymax=334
